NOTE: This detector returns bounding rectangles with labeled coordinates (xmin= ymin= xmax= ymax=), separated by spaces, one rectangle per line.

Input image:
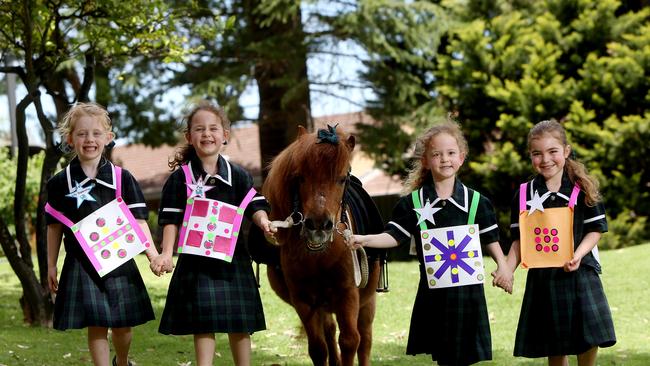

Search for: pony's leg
xmin=357 ymin=262 xmax=380 ymax=366
xmin=323 ymin=313 xmax=340 ymax=366
xmin=335 ymin=290 xmax=361 ymax=366
xmin=294 ymin=302 xmax=329 ymax=366
xmin=356 ymin=295 xmax=377 ymax=366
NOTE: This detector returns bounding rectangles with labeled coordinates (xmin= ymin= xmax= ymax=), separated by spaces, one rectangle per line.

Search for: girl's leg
xmin=577 ymin=347 xmax=598 ymax=366
xmin=111 ymin=327 xmax=133 ymax=366
xmin=88 ymin=326 xmax=110 ymax=366
xmin=548 ymin=355 xmax=569 ymax=366
xmin=194 ymin=333 xmax=216 ymax=366
xmin=228 ymin=332 xmax=251 ymax=366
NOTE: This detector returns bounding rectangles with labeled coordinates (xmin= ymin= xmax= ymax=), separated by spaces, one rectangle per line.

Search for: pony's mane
xmin=263 ymin=129 xmax=352 ymax=220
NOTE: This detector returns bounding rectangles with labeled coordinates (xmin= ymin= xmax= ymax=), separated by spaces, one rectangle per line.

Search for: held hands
xmin=149 ymin=253 xmax=174 ymax=276
xmin=254 ymin=211 xmax=278 ymax=245
xmin=491 ymin=264 xmax=514 ymax=294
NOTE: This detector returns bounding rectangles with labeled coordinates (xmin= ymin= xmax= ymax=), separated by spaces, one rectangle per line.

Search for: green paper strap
xmin=468 ymin=190 xmax=480 ymax=225
xmin=412 ymin=188 xmax=481 ymax=228
xmin=411 ymin=190 xmax=428 ymax=231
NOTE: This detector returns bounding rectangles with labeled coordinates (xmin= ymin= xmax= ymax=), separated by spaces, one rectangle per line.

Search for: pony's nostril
xmin=304 ymin=218 xmax=316 ymax=230
xmin=323 ymin=220 xmax=333 ymax=231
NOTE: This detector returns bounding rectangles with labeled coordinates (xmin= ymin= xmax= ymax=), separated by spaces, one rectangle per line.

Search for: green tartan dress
xmin=385 ymin=178 xmax=500 ymax=366
xmin=157 ymin=155 xmax=268 ymax=335
xmin=510 ymin=173 xmax=616 ymax=357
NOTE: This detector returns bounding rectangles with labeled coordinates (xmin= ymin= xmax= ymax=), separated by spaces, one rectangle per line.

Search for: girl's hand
xmin=491 ymin=266 xmax=513 ymax=294
xmin=346 ymin=234 xmax=364 ymax=250
xmin=150 ymin=254 xmax=174 ymax=275
xmin=48 ymin=266 xmax=59 ymax=294
xmin=564 ymin=256 xmax=582 ymax=272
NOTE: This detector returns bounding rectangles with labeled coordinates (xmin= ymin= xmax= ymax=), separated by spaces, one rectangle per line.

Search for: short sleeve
xmin=582 ymin=200 xmax=608 ymax=234
xmin=384 ymin=195 xmax=415 ymax=246
xmin=509 ymin=188 xmax=521 ymax=241
xmin=158 ymin=169 xmax=186 ymax=226
xmin=45 ymin=173 xmax=65 ymax=226
xmin=475 ymin=194 xmax=499 ymax=244
xmin=119 ymin=169 xmax=149 ymax=220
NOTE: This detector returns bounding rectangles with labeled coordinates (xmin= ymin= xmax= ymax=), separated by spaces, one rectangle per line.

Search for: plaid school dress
xmin=510 ymin=173 xmax=616 ymax=357
xmin=157 ymin=155 xmax=269 ymax=335
xmin=385 ymin=178 xmax=500 ymax=366
xmin=45 ymin=158 xmax=155 ymax=329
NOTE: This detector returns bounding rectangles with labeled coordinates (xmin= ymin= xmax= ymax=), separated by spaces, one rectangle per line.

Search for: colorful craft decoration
xmin=176 ymin=165 xmax=256 ymax=262
xmin=46 ymin=166 xmax=150 ymax=277
xmin=518 ymin=182 xmax=579 ymax=268
xmin=420 ymin=224 xmax=485 ymax=289
xmin=412 ymin=188 xmax=485 ymax=289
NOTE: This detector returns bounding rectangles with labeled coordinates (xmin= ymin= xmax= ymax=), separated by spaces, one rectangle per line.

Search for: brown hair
xmin=528 ymin=119 xmax=601 ymax=206
xmin=403 ymin=118 xmax=469 ymax=193
xmin=168 ymin=100 xmax=231 ymax=170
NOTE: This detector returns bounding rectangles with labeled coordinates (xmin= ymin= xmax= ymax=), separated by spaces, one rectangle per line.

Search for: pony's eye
xmin=338 ymin=177 xmax=347 ymax=185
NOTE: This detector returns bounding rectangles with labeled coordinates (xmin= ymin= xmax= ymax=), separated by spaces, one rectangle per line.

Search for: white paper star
xmin=414 ymin=199 xmax=442 ymax=226
xmin=526 ymin=190 xmax=550 ymax=216
xmin=66 ymin=181 xmax=96 ymax=208
xmin=187 ymin=176 xmax=215 ymax=198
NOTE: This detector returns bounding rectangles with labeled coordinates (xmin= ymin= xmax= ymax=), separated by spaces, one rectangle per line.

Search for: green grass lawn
xmin=1 ymin=243 xmax=649 ymax=365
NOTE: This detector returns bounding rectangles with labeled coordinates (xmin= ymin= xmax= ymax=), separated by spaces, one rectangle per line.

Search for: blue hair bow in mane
xmin=316 ymin=124 xmax=340 ymax=145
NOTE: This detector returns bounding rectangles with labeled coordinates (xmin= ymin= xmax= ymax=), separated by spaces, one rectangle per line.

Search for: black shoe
xmin=112 ymin=355 xmax=133 ymax=366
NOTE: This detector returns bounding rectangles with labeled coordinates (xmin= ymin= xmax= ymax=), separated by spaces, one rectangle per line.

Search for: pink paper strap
xmin=181 ymin=164 xmax=192 ymax=196
xmin=519 ymin=181 xmax=581 ymax=211
xmin=519 ymin=183 xmax=527 ymax=212
xmin=44 ymin=203 xmax=75 ymax=227
xmin=568 ymin=184 xmax=580 ymax=208
xmin=114 ymin=166 xmax=122 ymax=197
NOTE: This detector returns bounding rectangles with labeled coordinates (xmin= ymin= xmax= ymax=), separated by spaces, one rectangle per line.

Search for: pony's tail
xmin=565 ymin=158 xmax=601 ymax=206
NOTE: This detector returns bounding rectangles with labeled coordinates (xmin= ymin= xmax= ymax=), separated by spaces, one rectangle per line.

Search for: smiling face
xmin=185 ymin=109 xmax=230 ymax=159
xmin=422 ymin=132 xmax=465 ymax=182
xmin=67 ymin=115 xmax=114 ymax=164
xmin=529 ymin=132 xmax=571 ymax=184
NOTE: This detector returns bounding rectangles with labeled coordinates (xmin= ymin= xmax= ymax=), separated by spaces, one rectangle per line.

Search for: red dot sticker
xmin=117 ymin=249 xmax=127 ymax=258
xmin=552 ymin=244 xmax=559 ymax=252
xmin=536 ymin=244 xmax=543 ymax=252
xmin=90 ymin=232 xmax=100 ymax=241
xmin=101 ymin=249 xmax=110 ymax=259
xmin=534 ymin=227 xmax=541 ymax=235
xmin=96 ymin=218 xmax=106 ymax=227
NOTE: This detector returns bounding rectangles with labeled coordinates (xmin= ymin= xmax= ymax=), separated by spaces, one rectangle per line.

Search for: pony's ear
xmin=346 ymin=135 xmax=356 ymax=151
xmin=297 ymin=125 xmax=308 ymax=137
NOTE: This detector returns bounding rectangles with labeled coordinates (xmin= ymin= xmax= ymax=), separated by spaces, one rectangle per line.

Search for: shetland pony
xmin=261 ymin=125 xmax=382 ymax=366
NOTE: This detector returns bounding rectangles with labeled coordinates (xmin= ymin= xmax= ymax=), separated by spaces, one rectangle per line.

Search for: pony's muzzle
xmin=302 ymin=216 xmax=335 ymax=250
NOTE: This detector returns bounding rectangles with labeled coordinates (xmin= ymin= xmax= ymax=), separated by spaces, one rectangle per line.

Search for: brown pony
xmin=262 ymin=125 xmax=381 ymax=366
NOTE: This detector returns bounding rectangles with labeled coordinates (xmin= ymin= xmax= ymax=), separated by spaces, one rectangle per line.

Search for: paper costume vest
xmin=518 ymin=181 xmax=580 ymax=268
xmin=45 ymin=165 xmax=151 ymax=277
xmin=412 ymin=189 xmax=485 ymax=289
xmin=176 ymin=164 xmax=256 ymax=262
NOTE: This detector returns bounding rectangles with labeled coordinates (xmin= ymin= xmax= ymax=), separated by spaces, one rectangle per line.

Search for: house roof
xmin=112 ymin=111 xmax=403 ymax=200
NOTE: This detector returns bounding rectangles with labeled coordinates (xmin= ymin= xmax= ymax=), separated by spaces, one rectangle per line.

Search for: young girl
xmin=151 ymin=100 xmax=275 ymax=366
xmin=502 ymin=120 xmax=616 ymax=366
xmin=46 ymin=102 xmax=160 ymax=366
xmin=347 ymin=121 xmax=511 ymax=365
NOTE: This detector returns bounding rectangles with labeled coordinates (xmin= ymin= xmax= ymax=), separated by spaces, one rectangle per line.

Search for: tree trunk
xmin=244 ymin=0 xmax=313 ymax=178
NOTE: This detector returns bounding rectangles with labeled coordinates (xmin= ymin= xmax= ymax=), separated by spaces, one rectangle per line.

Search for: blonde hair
xmin=528 ymin=120 xmax=601 ymax=206
xmin=168 ymin=100 xmax=231 ymax=171
xmin=58 ymin=102 xmax=113 ymax=155
xmin=403 ymin=119 xmax=468 ymax=193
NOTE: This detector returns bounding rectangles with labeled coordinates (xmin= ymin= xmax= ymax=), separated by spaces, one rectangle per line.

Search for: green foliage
xmin=355 ymin=0 xmax=650 ymax=246
xmin=600 ymin=209 xmax=648 ymax=250
xmin=0 ymin=150 xmax=44 ymax=243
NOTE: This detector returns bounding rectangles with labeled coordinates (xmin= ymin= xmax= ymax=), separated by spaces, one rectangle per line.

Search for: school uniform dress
xmin=385 ymin=178 xmax=499 ymax=366
xmin=158 ymin=154 xmax=268 ymax=335
xmin=510 ymin=173 xmax=616 ymax=357
xmin=45 ymin=157 xmax=155 ymax=330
